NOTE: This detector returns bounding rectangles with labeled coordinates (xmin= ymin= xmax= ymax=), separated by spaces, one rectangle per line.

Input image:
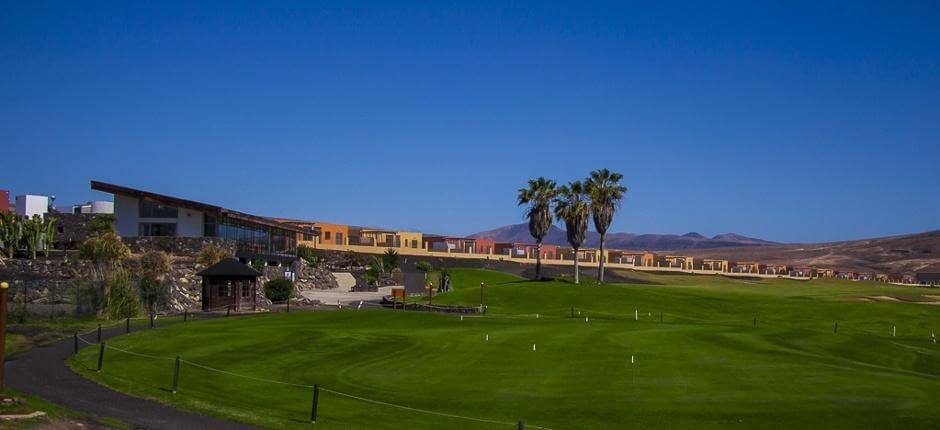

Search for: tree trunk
xmin=598 ymin=234 xmax=606 ymax=283
xmin=574 ymin=247 xmax=580 ymax=284
xmin=535 ymin=240 xmax=542 ymax=281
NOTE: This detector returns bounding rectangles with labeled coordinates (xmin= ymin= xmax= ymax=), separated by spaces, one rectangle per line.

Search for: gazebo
xmin=197 ymin=258 xmax=263 ymax=312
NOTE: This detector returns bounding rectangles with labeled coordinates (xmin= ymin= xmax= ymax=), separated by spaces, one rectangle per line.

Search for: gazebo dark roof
xmin=197 ymin=258 xmax=263 ymax=278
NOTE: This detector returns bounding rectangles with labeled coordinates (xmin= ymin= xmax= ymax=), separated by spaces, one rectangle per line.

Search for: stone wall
xmin=52 ymin=213 xmax=100 ymax=250
xmin=123 ymin=237 xmax=236 ymax=257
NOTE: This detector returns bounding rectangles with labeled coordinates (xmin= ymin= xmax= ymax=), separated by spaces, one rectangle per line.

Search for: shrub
xmin=263 ymin=278 xmax=294 ymax=302
xmin=415 ymin=261 xmax=433 ymax=274
xmin=251 ymin=258 xmax=267 ymax=273
xmin=87 ymin=214 xmax=116 ymax=235
xmin=106 ymin=270 xmax=141 ymax=320
xmin=298 ymin=245 xmax=324 ymax=268
xmin=196 ymin=243 xmax=231 ymax=267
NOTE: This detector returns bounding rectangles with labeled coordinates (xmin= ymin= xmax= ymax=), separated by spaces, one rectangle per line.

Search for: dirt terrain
xmin=679 ymin=230 xmax=940 ymax=274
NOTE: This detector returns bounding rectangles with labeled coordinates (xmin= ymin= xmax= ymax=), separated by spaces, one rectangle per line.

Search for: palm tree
xmin=554 ymin=181 xmax=590 ymax=284
xmin=586 ymin=168 xmax=627 ymax=283
xmin=517 ymin=177 xmax=558 ymax=281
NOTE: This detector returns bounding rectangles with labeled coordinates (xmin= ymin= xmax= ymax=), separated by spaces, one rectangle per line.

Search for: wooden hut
xmin=197 ymin=258 xmax=262 ymax=312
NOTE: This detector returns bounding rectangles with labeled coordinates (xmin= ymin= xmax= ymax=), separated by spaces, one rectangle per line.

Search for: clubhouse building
xmin=91 ymin=181 xmax=302 ymax=264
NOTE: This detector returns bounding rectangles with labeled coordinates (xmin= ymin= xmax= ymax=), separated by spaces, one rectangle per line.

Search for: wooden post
xmin=287 ymin=299 xmax=290 ymax=313
xmin=150 ymin=313 xmax=154 ymax=329
xmin=226 ymin=306 xmax=231 ymax=317
xmin=518 ymin=419 xmax=525 ymax=429
xmin=97 ymin=324 xmax=102 ymax=343
xmin=126 ymin=317 xmax=130 ymax=333
xmin=73 ymin=332 xmax=79 ymax=354
xmin=97 ymin=342 xmax=105 ymax=371
xmin=311 ymin=384 xmax=320 ymax=423
xmin=172 ymin=356 xmax=181 ymax=393
xmin=183 ymin=310 xmax=188 ymax=322
xmin=0 ymin=281 xmax=9 ymax=391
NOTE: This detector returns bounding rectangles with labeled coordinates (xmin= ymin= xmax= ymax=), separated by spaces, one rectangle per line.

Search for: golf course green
xmin=69 ymin=269 xmax=940 ymax=429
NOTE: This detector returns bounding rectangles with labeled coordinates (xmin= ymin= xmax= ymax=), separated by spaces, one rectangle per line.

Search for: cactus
xmin=0 ymin=211 xmax=23 ymax=258
xmin=42 ymin=216 xmax=56 ymax=257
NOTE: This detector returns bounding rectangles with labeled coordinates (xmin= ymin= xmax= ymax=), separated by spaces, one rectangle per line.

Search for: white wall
xmin=176 ymin=208 xmax=204 ymax=237
xmin=15 ymin=195 xmax=48 ymax=218
xmin=113 ymin=194 xmax=204 ymax=238
xmin=88 ymin=201 xmax=114 ymax=214
xmin=114 ymin=194 xmax=139 ymax=237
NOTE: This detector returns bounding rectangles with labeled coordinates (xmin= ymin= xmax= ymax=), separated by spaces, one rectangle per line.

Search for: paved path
xmin=5 ymin=321 xmax=258 ymax=430
xmin=331 ymin=272 xmax=357 ymax=290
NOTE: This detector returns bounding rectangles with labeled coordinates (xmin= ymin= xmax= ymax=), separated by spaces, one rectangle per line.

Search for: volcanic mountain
xmin=470 ymin=223 xmax=775 ymax=251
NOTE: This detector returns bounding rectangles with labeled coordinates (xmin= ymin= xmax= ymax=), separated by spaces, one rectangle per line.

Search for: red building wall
xmin=0 ymin=190 xmax=8 ymax=212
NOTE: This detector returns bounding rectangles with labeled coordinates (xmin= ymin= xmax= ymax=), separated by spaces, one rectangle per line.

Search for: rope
xmin=105 ymin=344 xmax=175 ymax=361
xmin=319 ymin=387 xmax=552 ymax=429
xmin=178 ymin=359 xmax=315 ymax=389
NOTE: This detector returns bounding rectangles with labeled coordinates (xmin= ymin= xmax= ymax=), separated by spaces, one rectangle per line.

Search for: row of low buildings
xmin=81 ymin=181 xmax=940 ymax=286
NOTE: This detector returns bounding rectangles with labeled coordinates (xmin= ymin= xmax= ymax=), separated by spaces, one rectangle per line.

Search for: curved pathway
xmin=5 ymin=322 xmax=257 ymax=430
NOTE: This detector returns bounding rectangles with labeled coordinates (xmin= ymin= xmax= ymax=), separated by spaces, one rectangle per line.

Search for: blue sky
xmin=2 ymin=1 xmax=938 ymax=243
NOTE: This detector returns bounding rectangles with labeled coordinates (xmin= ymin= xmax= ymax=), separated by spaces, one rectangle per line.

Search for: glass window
xmin=139 ymin=223 xmax=176 ymax=237
xmin=241 ymin=283 xmax=251 ymax=298
xmin=204 ymin=215 xmax=217 ymax=237
xmin=324 ymin=231 xmax=331 ymax=240
xmin=139 ymin=200 xmax=178 ymax=218
xmin=335 ymin=232 xmax=343 ymax=245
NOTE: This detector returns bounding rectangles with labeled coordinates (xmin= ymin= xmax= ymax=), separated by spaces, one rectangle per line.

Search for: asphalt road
xmin=5 ymin=320 xmax=258 ymax=430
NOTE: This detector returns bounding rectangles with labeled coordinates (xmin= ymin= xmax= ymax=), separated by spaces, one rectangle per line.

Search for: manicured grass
xmin=70 ymin=269 xmax=940 ymax=429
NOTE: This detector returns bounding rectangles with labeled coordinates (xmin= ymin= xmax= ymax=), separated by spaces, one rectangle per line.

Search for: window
xmin=218 ymin=284 xmax=231 ymax=297
xmin=204 ymin=215 xmax=217 ymax=237
xmin=139 ymin=223 xmax=176 ymax=237
xmin=335 ymin=232 xmax=343 ymax=245
xmin=139 ymin=200 xmax=178 ymax=218
xmin=241 ymin=283 xmax=251 ymax=298
xmin=411 ymin=240 xmax=418 ymax=248
xmin=303 ymin=233 xmax=313 ymax=241
xmin=324 ymin=231 xmax=331 ymax=240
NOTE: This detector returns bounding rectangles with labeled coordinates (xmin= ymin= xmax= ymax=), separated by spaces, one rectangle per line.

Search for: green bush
xmin=263 ymin=278 xmax=294 ymax=302
xmin=106 ymin=270 xmax=141 ymax=320
xmin=415 ymin=261 xmax=433 ymax=273
xmin=196 ymin=243 xmax=231 ymax=267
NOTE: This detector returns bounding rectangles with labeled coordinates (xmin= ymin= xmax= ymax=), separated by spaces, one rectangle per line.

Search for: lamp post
xmin=0 ymin=281 xmax=9 ymax=392
xmin=479 ymin=282 xmax=485 ymax=314
xmin=426 ymin=283 xmax=434 ymax=309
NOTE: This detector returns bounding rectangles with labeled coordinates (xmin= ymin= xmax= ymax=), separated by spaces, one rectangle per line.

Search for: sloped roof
xmin=196 ymin=258 xmax=262 ymax=277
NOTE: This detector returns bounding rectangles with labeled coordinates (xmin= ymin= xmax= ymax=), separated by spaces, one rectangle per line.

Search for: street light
xmin=0 ymin=281 xmax=9 ymax=392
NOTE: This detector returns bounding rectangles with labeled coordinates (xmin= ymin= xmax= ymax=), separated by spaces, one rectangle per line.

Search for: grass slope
xmin=70 ymin=269 xmax=940 ymax=429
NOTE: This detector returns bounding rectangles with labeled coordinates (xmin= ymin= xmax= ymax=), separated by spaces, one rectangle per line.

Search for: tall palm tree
xmin=554 ymin=181 xmax=590 ymax=284
xmin=586 ymin=168 xmax=627 ymax=283
xmin=518 ymin=177 xmax=558 ymax=281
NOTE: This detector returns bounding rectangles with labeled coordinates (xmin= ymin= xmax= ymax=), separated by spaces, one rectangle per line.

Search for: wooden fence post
xmin=126 ymin=317 xmax=130 ymax=333
xmin=184 ymin=310 xmax=188 ymax=322
xmin=97 ymin=342 xmax=105 ymax=371
xmin=518 ymin=419 xmax=525 ymax=429
xmin=97 ymin=324 xmax=102 ymax=343
xmin=311 ymin=384 xmax=320 ymax=423
xmin=150 ymin=313 xmax=155 ymax=328
xmin=73 ymin=332 xmax=78 ymax=354
xmin=172 ymin=356 xmax=181 ymax=393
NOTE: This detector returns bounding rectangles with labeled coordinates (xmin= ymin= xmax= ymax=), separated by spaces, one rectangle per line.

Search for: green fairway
xmin=69 ymin=269 xmax=940 ymax=429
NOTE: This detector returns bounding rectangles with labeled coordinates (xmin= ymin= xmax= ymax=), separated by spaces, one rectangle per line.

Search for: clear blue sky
xmin=2 ymin=1 xmax=938 ymax=243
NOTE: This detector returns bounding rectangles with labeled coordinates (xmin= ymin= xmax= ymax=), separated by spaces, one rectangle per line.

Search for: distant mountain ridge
xmin=470 ymin=223 xmax=777 ymax=251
